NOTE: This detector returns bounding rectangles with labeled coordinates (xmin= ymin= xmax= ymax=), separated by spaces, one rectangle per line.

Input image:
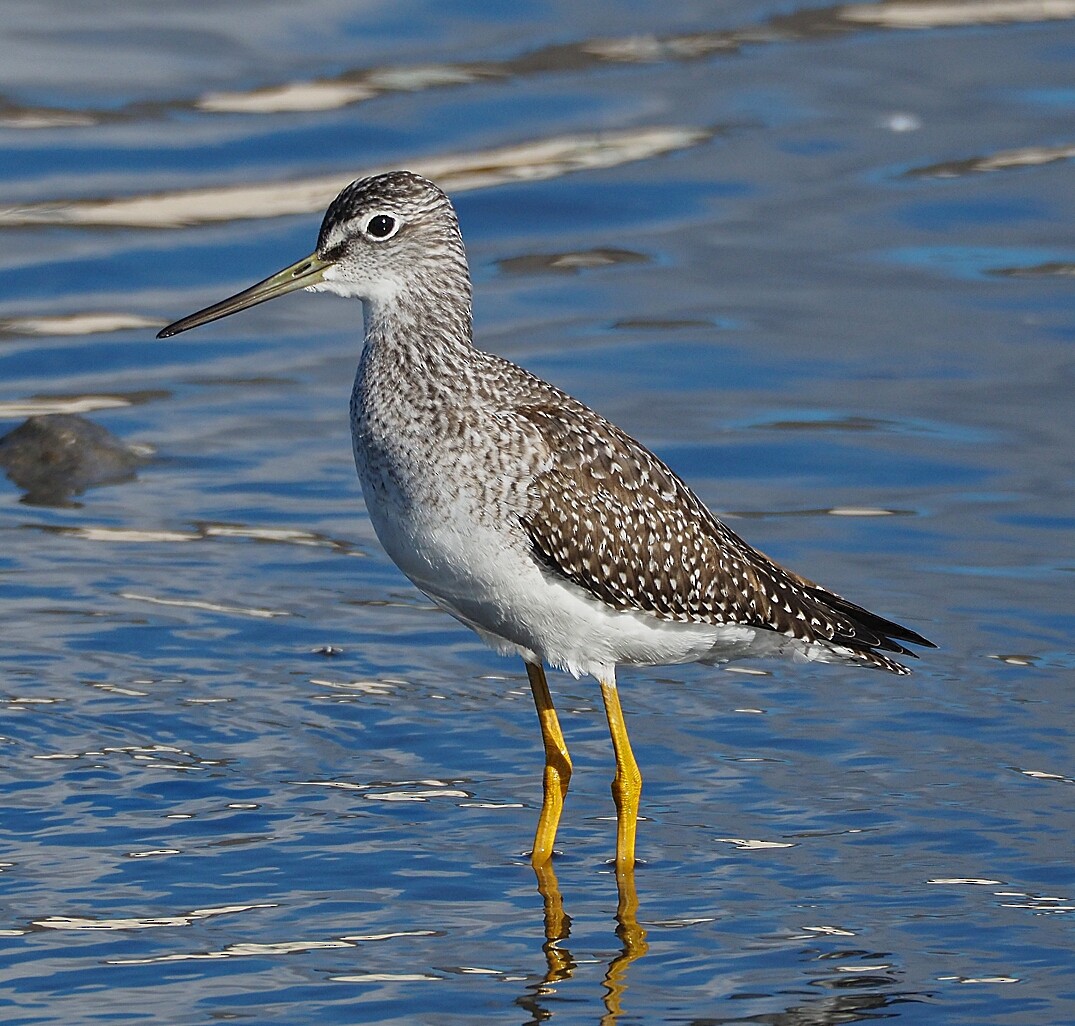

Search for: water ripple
xmin=0 ymin=128 xmax=711 ymax=229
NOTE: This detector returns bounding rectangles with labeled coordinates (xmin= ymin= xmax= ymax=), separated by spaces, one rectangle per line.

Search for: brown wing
xmin=516 ymin=401 xmax=933 ymax=673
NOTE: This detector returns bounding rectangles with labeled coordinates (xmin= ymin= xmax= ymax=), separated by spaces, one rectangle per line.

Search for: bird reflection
xmin=515 ymin=865 xmax=920 ymax=1025
xmin=516 ymin=859 xmax=648 ymax=1025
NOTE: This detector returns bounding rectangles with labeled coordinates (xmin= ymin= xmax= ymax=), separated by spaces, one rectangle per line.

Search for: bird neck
xmin=352 ymin=270 xmax=480 ymax=456
xmin=362 ymin=266 xmax=475 ymax=374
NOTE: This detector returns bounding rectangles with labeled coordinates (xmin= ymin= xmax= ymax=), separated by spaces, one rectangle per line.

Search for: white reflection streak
xmin=44 ymin=523 xmax=351 ymax=548
xmin=938 ymin=975 xmax=1020 ymax=984
xmin=34 ymin=903 xmax=276 ymax=931
xmin=331 ymin=972 xmax=442 ymax=982
xmin=826 ymin=506 xmax=898 ymax=516
xmin=0 ymin=313 xmax=161 ymax=336
xmin=309 ymin=677 xmax=396 ymax=695
xmin=200 ymin=524 xmax=343 ymax=546
xmin=199 ymin=65 xmax=483 ymax=113
xmin=717 ymin=837 xmax=796 ymax=850
xmin=911 ymin=143 xmax=1075 ymax=178
xmin=0 ymin=396 xmax=131 ymax=417
xmin=363 ymin=789 xmax=470 ymax=802
xmin=194 ymin=4 xmax=1075 ymax=115
xmin=841 ymin=0 xmax=1075 ymax=29
xmin=0 ymin=128 xmax=709 ymax=229
xmin=120 ymin=591 xmax=290 ymax=619
xmin=107 ymin=929 xmax=437 ymax=965
xmin=1019 ymin=768 xmax=1074 ymax=783
xmin=971 ymin=143 xmax=1075 ymax=171
xmin=65 ymin=528 xmax=198 ymax=543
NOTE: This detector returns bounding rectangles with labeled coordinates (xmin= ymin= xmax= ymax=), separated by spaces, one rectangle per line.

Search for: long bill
xmin=156 ymin=252 xmax=334 ymax=339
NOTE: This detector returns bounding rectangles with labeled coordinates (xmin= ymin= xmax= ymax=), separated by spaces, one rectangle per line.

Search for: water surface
xmin=1 ymin=2 xmax=1074 ymax=1024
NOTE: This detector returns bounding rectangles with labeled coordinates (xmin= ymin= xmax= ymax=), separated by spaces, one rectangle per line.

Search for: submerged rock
xmin=0 ymin=413 xmax=150 ymax=506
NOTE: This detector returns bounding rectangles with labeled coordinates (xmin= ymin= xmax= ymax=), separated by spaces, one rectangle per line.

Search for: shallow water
xmin=2 ymin=2 xmax=1074 ymax=1023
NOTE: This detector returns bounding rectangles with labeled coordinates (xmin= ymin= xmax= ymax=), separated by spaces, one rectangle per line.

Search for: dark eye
xmin=366 ymin=214 xmax=397 ymax=239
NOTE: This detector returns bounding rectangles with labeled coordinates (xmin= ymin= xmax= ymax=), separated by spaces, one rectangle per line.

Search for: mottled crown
xmin=317 ymin=171 xmax=458 ymax=255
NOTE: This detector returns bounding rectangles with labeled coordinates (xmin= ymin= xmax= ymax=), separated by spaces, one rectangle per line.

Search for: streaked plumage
xmin=158 ymin=170 xmax=933 ymax=872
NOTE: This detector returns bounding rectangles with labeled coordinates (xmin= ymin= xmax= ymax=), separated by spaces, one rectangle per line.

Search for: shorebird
xmin=158 ymin=170 xmax=933 ymax=874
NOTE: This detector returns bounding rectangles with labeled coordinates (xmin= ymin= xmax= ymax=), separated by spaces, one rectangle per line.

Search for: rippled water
xmin=2 ymin=2 xmax=1074 ymax=1023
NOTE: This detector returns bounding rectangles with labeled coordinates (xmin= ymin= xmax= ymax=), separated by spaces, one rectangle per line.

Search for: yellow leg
xmin=599 ymin=679 xmax=642 ymax=876
xmin=526 ymin=661 xmax=572 ymax=867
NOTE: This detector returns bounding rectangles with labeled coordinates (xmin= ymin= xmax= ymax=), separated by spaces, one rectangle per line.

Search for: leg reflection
xmin=602 ymin=861 xmax=649 ymax=1026
xmin=518 ymin=859 xmax=649 ymax=1026
xmin=534 ymin=859 xmax=575 ymax=983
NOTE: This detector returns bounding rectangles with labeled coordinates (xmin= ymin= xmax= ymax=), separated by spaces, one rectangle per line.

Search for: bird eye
xmin=365 ymin=214 xmax=398 ymax=239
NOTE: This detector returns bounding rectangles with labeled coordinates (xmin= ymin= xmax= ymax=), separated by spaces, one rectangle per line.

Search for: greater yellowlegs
xmin=158 ymin=171 xmax=933 ymax=873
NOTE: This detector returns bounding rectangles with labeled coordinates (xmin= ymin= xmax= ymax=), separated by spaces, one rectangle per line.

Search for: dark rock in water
xmin=0 ymin=413 xmax=150 ymax=506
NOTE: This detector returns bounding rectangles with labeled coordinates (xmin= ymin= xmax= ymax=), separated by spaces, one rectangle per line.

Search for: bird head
xmin=157 ymin=171 xmax=470 ymax=339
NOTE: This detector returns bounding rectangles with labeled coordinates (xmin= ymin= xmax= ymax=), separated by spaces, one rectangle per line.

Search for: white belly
xmin=360 ymin=477 xmax=813 ymax=681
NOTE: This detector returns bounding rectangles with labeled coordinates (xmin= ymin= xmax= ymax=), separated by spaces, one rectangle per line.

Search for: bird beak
xmin=156 ymin=252 xmax=334 ymax=339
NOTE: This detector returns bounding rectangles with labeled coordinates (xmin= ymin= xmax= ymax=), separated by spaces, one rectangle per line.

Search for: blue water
xmin=2 ymin=3 xmax=1074 ymax=1024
